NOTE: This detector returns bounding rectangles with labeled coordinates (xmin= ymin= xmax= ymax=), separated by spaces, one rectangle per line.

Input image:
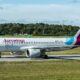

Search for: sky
xmin=0 ymin=0 xmax=80 ymax=26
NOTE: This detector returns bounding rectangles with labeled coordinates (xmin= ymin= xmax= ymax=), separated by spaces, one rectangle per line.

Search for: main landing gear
xmin=0 ymin=52 xmax=1 ymax=58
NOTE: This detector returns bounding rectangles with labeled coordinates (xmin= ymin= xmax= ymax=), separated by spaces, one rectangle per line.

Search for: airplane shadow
xmin=46 ymin=56 xmax=76 ymax=60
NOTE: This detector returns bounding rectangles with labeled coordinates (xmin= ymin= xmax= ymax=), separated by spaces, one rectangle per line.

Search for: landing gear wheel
xmin=0 ymin=52 xmax=1 ymax=58
xmin=42 ymin=54 xmax=48 ymax=59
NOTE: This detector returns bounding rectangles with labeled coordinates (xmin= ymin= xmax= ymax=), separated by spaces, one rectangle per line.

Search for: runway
xmin=0 ymin=55 xmax=80 ymax=62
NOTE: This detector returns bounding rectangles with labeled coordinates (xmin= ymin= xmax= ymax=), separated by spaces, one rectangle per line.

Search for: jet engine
xmin=26 ymin=49 xmax=48 ymax=58
xmin=26 ymin=49 xmax=41 ymax=58
xmin=20 ymin=47 xmax=48 ymax=58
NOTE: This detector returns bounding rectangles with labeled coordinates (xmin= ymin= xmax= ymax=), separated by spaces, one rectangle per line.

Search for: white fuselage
xmin=0 ymin=38 xmax=74 ymax=52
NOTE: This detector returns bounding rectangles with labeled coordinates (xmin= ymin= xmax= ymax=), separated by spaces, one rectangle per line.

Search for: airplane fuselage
xmin=0 ymin=30 xmax=80 ymax=58
xmin=0 ymin=37 xmax=76 ymax=52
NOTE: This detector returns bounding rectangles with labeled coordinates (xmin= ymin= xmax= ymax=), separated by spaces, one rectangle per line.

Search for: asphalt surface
xmin=0 ymin=55 xmax=80 ymax=62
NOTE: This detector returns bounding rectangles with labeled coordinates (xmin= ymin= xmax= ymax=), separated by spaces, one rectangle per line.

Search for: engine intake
xmin=26 ymin=49 xmax=41 ymax=58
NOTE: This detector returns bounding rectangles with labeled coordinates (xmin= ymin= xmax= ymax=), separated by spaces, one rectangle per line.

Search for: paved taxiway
xmin=0 ymin=55 xmax=80 ymax=62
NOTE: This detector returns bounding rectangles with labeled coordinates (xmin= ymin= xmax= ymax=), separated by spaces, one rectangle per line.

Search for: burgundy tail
xmin=75 ymin=30 xmax=80 ymax=45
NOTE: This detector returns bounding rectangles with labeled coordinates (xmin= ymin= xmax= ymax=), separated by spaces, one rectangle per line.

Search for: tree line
xmin=0 ymin=23 xmax=79 ymax=36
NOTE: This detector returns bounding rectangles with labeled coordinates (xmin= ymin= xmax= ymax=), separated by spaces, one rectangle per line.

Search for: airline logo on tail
xmin=65 ymin=29 xmax=80 ymax=46
xmin=65 ymin=37 xmax=75 ymax=45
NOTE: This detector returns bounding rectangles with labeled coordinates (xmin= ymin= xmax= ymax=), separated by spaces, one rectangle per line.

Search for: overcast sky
xmin=0 ymin=0 xmax=80 ymax=25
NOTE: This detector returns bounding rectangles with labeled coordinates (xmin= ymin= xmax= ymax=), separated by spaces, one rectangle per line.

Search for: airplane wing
xmin=20 ymin=46 xmax=56 ymax=50
xmin=20 ymin=45 xmax=73 ymax=51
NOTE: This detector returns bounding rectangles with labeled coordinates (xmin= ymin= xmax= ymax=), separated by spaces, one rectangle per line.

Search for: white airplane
xmin=0 ymin=30 xmax=80 ymax=58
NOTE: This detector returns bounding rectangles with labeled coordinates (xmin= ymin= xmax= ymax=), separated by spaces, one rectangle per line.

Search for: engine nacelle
xmin=26 ymin=49 xmax=41 ymax=58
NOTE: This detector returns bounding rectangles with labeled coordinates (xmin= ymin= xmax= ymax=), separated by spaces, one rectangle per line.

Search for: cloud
xmin=0 ymin=6 xmax=3 ymax=9
xmin=71 ymin=0 xmax=80 ymax=3
xmin=0 ymin=4 xmax=80 ymax=25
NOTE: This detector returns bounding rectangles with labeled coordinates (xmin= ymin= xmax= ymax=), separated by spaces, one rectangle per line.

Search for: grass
xmin=0 ymin=36 xmax=80 ymax=80
xmin=0 ymin=35 xmax=69 ymax=38
xmin=0 ymin=35 xmax=80 ymax=80
xmin=0 ymin=34 xmax=32 ymax=38
xmin=32 ymin=36 xmax=69 ymax=38
xmin=1 ymin=47 xmax=80 ymax=55
xmin=47 ymin=47 xmax=80 ymax=55
xmin=0 ymin=61 xmax=80 ymax=80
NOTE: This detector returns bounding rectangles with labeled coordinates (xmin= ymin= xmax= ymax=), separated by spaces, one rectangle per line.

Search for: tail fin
xmin=75 ymin=29 xmax=80 ymax=45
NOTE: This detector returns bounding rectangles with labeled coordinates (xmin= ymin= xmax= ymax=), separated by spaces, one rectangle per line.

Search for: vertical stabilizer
xmin=75 ymin=29 xmax=80 ymax=45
